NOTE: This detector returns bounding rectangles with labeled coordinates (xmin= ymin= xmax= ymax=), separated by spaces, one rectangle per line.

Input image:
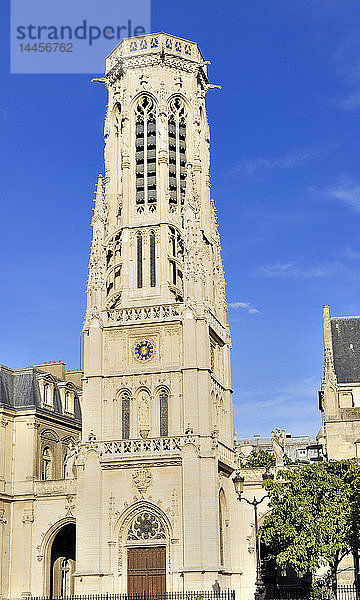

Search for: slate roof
xmin=331 ymin=317 xmax=360 ymax=383
xmin=0 ymin=364 xmax=82 ymax=421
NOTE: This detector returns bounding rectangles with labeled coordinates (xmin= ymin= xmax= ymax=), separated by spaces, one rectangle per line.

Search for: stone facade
xmin=0 ymin=361 xmax=81 ymax=598
xmin=0 ymin=34 xmax=253 ymax=599
xmin=77 ymin=31 xmax=238 ymax=595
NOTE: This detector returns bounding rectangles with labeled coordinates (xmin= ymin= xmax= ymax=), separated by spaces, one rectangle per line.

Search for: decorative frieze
xmin=34 ymin=479 xmax=77 ymax=496
xmin=107 ymin=303 xmax=181 ymax=325
xmin=102 ymin=436 xmax=184 ymax=459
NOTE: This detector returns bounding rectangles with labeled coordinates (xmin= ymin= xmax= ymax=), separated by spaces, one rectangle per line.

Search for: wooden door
xmin=127 ymin=546 xmax=166 ymax=595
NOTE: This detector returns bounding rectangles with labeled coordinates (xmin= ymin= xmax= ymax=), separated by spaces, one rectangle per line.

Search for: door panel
xmin=128 ymin=547 xmax=166 ymax=595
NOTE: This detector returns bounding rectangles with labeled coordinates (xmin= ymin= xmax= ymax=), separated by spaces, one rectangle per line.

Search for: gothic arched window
xmin=159 ymin=390 xmax=169 ymax=437
xmin=150 ymin=230 xmax=156 ymax=287
xmin=122 ymin=393 xmax=130 ymax=439
xmin=42 ymin=447 xmax=52 ymax=481
xmin=135 ymin=96 xmax=157 ymax=213
xmin=219 ymin=489 xmax=227 ymax=566
xmin=137 ymin=232 xmax=143 ymax=288
xmin=168 ymin=97 xmax=186 ymax=212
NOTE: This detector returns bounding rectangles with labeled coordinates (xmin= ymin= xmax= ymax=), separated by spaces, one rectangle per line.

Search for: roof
xmin=0 ymin=364 xmax=81 ymax=422
xmin=331 ymin=317 xmax=360 ymax=383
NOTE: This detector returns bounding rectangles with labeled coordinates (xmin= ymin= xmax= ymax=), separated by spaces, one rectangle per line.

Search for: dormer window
xmin=65 ymin=391 xmax=71 ymax=413
xmin=43 ymin=383 xmax=53 ymax=407
xmin=63 ymin=388 xmax=74 ymax=414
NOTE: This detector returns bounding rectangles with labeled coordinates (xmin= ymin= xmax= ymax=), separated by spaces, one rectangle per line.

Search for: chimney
xmin=35 ymin=360 xmax=66 ymax=380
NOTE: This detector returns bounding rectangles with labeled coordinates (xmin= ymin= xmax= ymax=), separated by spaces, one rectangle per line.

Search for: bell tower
xmin=76 ymin=33 xmax=237 ymax=594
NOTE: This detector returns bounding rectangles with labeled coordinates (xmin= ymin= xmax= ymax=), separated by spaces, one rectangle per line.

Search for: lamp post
xmin=233 ymin=468 xmax=274 ymax=600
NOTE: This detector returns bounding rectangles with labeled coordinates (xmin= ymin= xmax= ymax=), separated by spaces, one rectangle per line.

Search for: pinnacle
xmin=92 ymin=173 xmax=107 ymax=226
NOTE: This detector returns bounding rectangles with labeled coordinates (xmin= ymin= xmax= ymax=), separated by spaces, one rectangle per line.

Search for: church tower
xmin=76 ymin=33 xmax=238 ymax=594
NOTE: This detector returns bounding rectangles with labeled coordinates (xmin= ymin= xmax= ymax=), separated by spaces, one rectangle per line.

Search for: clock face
xmin=133 ymin=339 xmax=155 ymax=362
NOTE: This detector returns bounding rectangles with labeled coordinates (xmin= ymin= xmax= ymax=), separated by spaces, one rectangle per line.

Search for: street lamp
xmin=233 ymin=468 xmax=274 ymax=600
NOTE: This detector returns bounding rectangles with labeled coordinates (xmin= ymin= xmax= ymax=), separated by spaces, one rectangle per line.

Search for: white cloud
xmin=334 ymin=42 xmax=360 ymax=110
xmin=233 ymin=149 xmax=315 ymax=177
xmin=326 ymin=181 xmax=360 ymax=213
xmin=256 ymin=260 xmax=360 ymax=281
xmin=310 ymin=179 xmax=360 ymax=214
xmin=232 ymin=144 xmax=334 ymax=178
xmin=340 ymin=246 xmax=360 ymax=260
xmin=256 ymin=262 xmax=330 ymax=279
xmin=229 ymin=301 xmax=260 ymax=314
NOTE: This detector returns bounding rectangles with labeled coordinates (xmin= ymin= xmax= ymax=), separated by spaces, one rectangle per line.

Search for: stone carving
xmin=0 ymin=509 xmax=6 ymax=524
xmin=88 ymin=430 xmax=97 ymax=442
xmin=65 ymin=494 xmax=76 ymax=516
xmin=167 ymin=488 xmax=179 ymax=529
xmin=108 ymin=493 xmax=115 ymax=531
xmin=271 ymin=428 xmax=286 ymax=467
xmin=36 ymin=544 xmax=43 ymax=561
xmin=107 ymin=302 xmax=181 ymax=325
xmin=138 ymin=391 xmax=150 ymax=439
xmin=127 ymin=510 xmax=166 ymax=541
xmin=35 ymin=479 xmax=76 ymax=496
xmin=102 ymin=435 xmax=183 ymax=457
xmin=64 ymin=443 xmax=78 ymax=479
xmin=22 ymin=510 xmax=34 ymax=524
xmin=132 ymin=468 xmax=152 ymax=496
xmin=85 ymin=174 xmax=107 ymax=329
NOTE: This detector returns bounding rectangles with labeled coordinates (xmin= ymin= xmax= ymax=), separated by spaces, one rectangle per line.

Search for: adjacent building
xmin=235 ymin=433 xmax=321 ymax=464
xmin=0 ymin=361 xmax=81 ymax=596
xmin=318 ymin=305 xmax=360 ymax=460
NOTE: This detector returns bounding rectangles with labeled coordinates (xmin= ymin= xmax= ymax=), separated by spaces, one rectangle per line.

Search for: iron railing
xmin=30 ymin=590 xmax=235 ymax=600
xmin=267 ymin=584 xmax=359 ymax=600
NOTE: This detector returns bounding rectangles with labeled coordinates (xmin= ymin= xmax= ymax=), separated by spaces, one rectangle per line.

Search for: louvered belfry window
xmin=122 ymin=393 xmax=130 ymax=439
xmin=168 ymin=97 xmax=186 ymax=212
xmin=137 ymin=232 xmax=143 ymax=288
xmin=160 ymin=390 xmax=168 ymax=437
xmin=135 ymin=96 xmax=157 ymax=213
xmin=150 ymin=231 xmax=156 ymax=287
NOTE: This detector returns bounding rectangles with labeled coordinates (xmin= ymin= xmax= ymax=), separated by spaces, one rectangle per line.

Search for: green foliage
xmin=260 ymin=460 xmax=360 ymax=584
xmin=239 ymin=447 xmax=276 ymax=467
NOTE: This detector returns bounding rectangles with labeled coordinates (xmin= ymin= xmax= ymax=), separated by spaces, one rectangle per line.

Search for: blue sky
xmin=1 ymin=1 xmax=360 ymax=438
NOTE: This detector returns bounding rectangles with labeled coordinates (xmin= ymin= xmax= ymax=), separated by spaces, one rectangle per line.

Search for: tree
xmin=238 ymin=447 xmax=293 ymax=468
xmin=239 ymin=448 xmax=276 ymax=468
xmin=260 ymin=460 xmax=360 ymax=595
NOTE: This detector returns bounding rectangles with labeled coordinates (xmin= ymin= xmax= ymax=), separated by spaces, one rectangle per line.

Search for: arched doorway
xmin=117 ymin=501 xmax=171 ymax=595
xmin=49 ymin=522 xmax=76 ymax=597
xmin=128 ymin=546 xmax=166 ymax=595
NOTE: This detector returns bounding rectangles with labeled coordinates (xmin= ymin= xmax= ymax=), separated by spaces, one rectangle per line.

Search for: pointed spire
xmin=92 ymin=174 xmax=107 ymax=227
xmin=323 ymin=305 xmax=336 ymax=384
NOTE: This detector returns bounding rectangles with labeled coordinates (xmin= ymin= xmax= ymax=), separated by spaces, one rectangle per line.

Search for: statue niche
xmin=138 ymin=390 xmax=150 ymax=439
